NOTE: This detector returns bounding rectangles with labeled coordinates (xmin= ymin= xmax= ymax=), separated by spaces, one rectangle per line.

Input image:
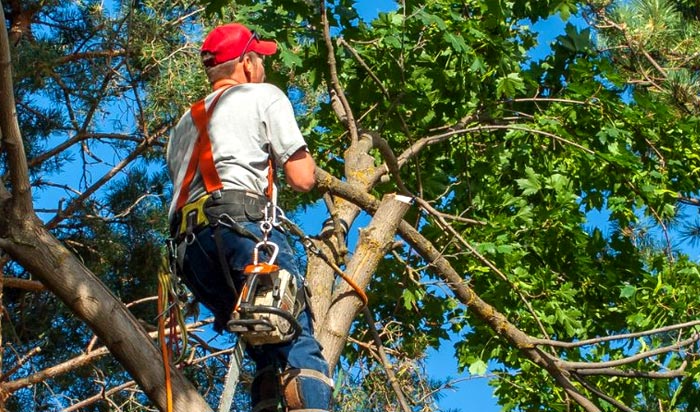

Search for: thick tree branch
xmin=0 ymin=6 xmax=32 ymax=214
xmin=319 ymin=193 xmax=412 ymax=370
xmin=0 ymin=180 xmax=211 ymax=412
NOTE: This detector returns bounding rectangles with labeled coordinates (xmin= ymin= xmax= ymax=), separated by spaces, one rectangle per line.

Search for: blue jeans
xmin=180 ymin=220 xmax=332 ymax=410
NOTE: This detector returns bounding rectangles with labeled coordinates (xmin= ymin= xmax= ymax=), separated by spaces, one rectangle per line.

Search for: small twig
xmin=337 ymin=38 xmax=390 ymax=99
xmin=572 ymin=375 xmax=635 ymax=412
xmin=362 ymin=306 xmax=412 ymax=412
xmin=531 ymin=320 xmax=700 ymax=348
xmin=414 ymin=196 xmax=552 ymax=341
xmin=0 ymin=345 xmax=42 ymax=382
xmin=396 ymin=124 xmax=595 ymax=171
xmin=512 ymin=97 xmax=590 ymax=105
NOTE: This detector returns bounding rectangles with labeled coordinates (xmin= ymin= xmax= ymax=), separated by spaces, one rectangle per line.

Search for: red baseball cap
xmin=201 ymin=23 xmax=277 ymax=67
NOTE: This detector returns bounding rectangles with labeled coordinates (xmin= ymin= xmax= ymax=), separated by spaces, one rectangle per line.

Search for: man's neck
xmin=212 ymin=79 xmax=242 ymax=90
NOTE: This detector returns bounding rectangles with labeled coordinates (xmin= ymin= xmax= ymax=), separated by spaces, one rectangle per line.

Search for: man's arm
xmin=283 ymin=148 xmax=316 ymax=192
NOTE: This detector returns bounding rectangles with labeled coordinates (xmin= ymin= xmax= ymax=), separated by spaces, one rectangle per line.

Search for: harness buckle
xmin=177 ymin=194 xmax=211 ymax=238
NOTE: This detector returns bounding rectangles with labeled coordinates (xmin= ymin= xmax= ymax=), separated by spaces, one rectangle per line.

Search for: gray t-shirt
xmin=166 ymin=83 xmax=307 ymax=220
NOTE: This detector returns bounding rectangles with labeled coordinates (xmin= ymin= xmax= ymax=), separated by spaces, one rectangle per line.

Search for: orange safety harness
xmin=175 ymin=87 xmax=228 ymax=211
xmin=175 ymin=85 xmax=275 ymax=211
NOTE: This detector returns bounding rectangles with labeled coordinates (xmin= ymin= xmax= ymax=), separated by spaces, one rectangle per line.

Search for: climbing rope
xmin=156 ymin=254 xmax=189 ymax=412
xmin=278 ymin=214 xmax=369 ymax=307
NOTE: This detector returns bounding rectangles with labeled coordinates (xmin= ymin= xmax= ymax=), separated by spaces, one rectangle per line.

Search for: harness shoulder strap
xmin=174 ymin=85 xmax=277 ymax=209
xmin=175 ymin=86 xmax=232 ymax=210
xmin=266 ymin=156 xmax=275 ymax=200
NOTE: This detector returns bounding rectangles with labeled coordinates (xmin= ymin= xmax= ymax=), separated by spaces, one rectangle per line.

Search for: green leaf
xmin=469 ymin=359 xmax=488 ymax=376
xmin=278 ymin=47 xmax=303 ymax=69
xmin=496 ymin=73 xmax=526 ymax=98
xmin=516 ymin=167 xmax=542 ymax=196
xmin=444 ymin=32 xmax=469 ymax=53
xmin=620 ymin=284 xmax=636 ymax=299
xmin=402 ymin=289 xmax=416 ymax=310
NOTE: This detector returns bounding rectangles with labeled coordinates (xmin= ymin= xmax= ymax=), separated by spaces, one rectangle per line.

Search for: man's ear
xmin=239 ymin=56 xmax=252 ymax=81
xmin=242 ymin=54 xmax=254 ymax=73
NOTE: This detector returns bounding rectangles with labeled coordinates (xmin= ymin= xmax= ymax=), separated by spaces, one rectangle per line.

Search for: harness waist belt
xmin=208 ymin=189 xmax=267 ymax=207
xmin=170 ymin=190 xmax=268 ymax=238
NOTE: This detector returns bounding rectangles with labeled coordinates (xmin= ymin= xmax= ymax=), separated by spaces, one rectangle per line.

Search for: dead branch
xmin=62 ymin=380 xmax=137 ymax=412
xmin=0 ymin=345 xmax=41 ymax=382
xmin=2 ymin=316 xmax=215 ymax=395
xmin=320 ymin=2 xmax=359 ymax=144
xmin=1 ymin=277 xmax=44 ymax=292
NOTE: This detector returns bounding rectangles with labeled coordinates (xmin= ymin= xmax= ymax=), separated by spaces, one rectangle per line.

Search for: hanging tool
xmin=226 ymin=240 xmax=303 ymax=345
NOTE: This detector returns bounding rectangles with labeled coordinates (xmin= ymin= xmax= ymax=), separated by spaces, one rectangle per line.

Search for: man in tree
xmin=166 ymin=23 xmax=333 ymax=412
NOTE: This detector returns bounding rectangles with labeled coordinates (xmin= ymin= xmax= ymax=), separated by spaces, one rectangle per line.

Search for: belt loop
xmin=211 ymin=189 xmax=222 ymax=200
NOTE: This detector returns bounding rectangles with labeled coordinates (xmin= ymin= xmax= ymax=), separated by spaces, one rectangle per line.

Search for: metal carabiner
xmin=260 ymin=201 xmax=275 ymax=241
xmin=264 ymin=201 xmax=277 ymax=223
xmin=252 ymin=241 xmax=279 ymax=265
